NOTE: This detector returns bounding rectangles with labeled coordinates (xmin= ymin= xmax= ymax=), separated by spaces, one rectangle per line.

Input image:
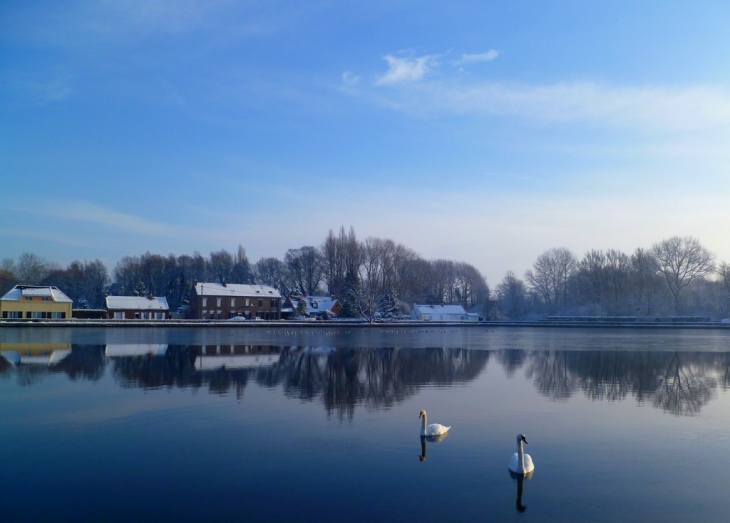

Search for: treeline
xmin=495 ymin=236 xmax=730 ymax=319
xmin=0 ymin=227 xmax=489 ymax=316
xmin=2 ymin=231 xmax=728 ymax=319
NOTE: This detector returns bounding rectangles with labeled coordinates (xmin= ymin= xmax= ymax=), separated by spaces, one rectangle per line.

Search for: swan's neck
xmin=420 ymin=414 xmax=427 ymax=435
xmin=516 ymin=440 xmax=526 ymax=472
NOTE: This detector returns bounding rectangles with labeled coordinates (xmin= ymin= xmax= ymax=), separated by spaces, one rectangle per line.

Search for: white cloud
xmin=375 ymin=54 xmax=436 ymax=86
xmin=457 ymin=50 xmax=499 ymax=64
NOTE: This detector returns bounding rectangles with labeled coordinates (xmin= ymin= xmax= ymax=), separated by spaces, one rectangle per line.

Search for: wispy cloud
xmin=375 ymin=54 xmax=436 ymax=85
xmin=1 ymin=69 xmax=74 ymax=105
xmin=369 ymin=79 xmax=730 ymax=132
xmin=6 ymin=200 xmax=225 ymax=241
xmin=456 ymin=50 xmax=499 ymax=64
xmin=341 ymin=71 xmax=360 ymax=86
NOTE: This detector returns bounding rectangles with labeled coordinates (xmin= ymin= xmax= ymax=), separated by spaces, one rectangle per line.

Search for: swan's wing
xmin=427 ymin=423 xmax=451 ymax=436
xmin=523 ymin=454 xmax=534 ymax=473
xmin=509 ymin=452 xmax=519 ymax=472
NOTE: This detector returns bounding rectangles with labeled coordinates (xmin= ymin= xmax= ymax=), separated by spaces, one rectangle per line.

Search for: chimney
xmin=147 ymin=294 xmax=154 ymax=300
xmin=222 ymin=281 xmax=227 ymax=287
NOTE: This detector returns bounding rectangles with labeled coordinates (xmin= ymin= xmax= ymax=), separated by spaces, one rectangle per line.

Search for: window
xmin=52 ymin=312 xmax=65 ymax=319
xmin=231 ymin=298 xmax=236 ymax=307
xmin=202 ymin=298 xmax=208 ymax=306
xmin=258 ymin=299 xmax=263 ymax=307
xmin=245 ymin=299 xmax=251 ymax=307
xmin=4 ymin=311 xmax=22 ymax=318
xmin=156 ymin=312 xmax=164 ymax=319
xmin=114 ymin=312 xmax=124 ymax=319
xmin=271 ymin=299 xmax=278 ymax=308
xmin=216 ymin=298 xmax=222 ymax=307
xmin=25 ymin=296 xmax=33 ymax=301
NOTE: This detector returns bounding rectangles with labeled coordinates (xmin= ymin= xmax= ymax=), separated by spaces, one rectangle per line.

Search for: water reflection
xmin=4 ymin=344 xmax=730 ymax=416
xmin=419 ymin=433 xmax=449 ymax=461
xmin=509 ymin=470 xmax=533 ymax=513
xmin=511 ymin=350 xmax=726 ymax=415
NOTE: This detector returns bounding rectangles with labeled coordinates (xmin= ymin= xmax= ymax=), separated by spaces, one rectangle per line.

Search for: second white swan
xmin=419 ymin=410 xmax=451 ymax=437
xmin=508 ymin=434 xmax=534 ymax=474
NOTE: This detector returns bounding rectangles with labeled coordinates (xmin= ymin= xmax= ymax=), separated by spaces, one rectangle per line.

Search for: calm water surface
xmin=1 ymin=326 xmax=730 ymax=522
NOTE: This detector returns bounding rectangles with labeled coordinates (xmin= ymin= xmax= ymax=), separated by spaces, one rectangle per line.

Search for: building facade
xmin=0 ymin=285 xmax=73 ymax=320
xmin=189 ymin=282 xmax=282 ymax=320
xmin=105 ymin=295 xmax=170 ymax=320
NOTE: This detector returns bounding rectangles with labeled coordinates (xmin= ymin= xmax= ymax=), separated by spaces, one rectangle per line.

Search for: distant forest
xmin=1 ymin=228 xmax=729 ymax=319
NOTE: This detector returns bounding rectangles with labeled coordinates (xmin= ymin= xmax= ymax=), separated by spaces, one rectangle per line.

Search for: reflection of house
xmin=0 ymin=285 xmax=73 ymax=320
xmin=189 ymin=282 xmax=282 ymax=320
xmin=0 ymin=343 xmax=72 ymax=366
xmin=105 ymin=295 xmax=170 ymax=320
xmin=282 ymin=296 xmax=342 ymax=319
xmin=192 ymin=344 xmax=281 ymax=369
xmin=105 ymin=344 xmax=168 ymax=357
xmin=411 ymin=304 xmax=479 ymax=322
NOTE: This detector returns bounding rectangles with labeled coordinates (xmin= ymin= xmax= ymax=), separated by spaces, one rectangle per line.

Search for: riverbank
xmin=1 ymin=319 xmax=729 ymax=329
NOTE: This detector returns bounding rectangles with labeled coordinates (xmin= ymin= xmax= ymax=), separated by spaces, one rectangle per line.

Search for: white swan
xmin=419 ymin=410 xmax=450 ymax=437
xmin=509 ymin=434 xmax=534 ymax=474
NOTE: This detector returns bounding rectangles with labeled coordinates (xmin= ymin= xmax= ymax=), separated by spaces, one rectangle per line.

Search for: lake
xmin=1 ymin=326 xmax=729 ymax=522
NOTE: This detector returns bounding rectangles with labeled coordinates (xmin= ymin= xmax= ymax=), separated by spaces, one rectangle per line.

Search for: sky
xmin=2 ymin=0 xmax=730 ymax=286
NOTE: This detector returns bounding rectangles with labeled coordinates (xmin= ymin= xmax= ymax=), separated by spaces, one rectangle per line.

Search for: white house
xmin=411 ymin=304 xmax=479 ymax=322
xmin=105 ymin=295 xmax=170 ymax=320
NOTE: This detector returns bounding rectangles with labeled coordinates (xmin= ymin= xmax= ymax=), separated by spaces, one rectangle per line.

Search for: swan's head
xmin=516 ymin=434 xmax=529 ymax=444
xmin=419 ymin=410 xmax=426 ymax=418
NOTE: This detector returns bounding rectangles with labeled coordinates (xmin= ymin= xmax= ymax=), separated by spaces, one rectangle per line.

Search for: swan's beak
xmin=523 ymin=438 xmax=529 ymax=444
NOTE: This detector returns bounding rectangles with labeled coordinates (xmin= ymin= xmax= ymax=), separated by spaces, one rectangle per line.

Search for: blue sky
xmin=2 ymin=0 xmax=729 ymax=285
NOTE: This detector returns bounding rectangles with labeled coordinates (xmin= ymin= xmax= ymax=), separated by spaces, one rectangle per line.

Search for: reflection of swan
xmin=509 ymin=434 xmax=534 ymax=474
xmin=419 ymin=410 xmax=450 ymax=437
xmin=509 ymin=470 xmax=533 ymax=512
xmin=418 ymin=433 xmax=450 ymax=461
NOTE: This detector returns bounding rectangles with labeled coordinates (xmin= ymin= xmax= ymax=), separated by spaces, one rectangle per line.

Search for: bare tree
xmin=16 ymin=252 xmax=50 ymax=284
xmin=651 ymin=236 xmax=715 ymax=313
xmin=629 ymin=248 xmax=665 ymax=315
xmin=495 ymin=271 xmax=528 ymax=319
xmin=525 ymin=248 xmax=577 ymax=311
xmin=284 ymin=246 xmax=323 ymax=296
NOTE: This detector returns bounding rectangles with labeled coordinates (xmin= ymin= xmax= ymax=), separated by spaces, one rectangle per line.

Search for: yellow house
xmin=0 ymin=285 xmax=73 ymax=320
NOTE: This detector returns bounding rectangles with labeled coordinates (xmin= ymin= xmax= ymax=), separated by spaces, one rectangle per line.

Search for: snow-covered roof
xmin=195 ymin=354 xmax=280 ymax=370
xmin=105 ymin=295 xmax=169 ymax=311
xmin=0 ymin=285 xmax=73 ymax=303
xmin=290 ymin=296 xmax=340 ymax=314
xmin=194 ymin=283 xmax=281 ymax=299
xmin=413 ymin=304 xmax=467 ymax=315
xmin=105 ymin=344 xmax=168 ymax=357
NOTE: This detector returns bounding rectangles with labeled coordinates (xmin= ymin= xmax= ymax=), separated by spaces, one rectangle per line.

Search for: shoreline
xmin=1 ymin=320 xmax=729 ymax=329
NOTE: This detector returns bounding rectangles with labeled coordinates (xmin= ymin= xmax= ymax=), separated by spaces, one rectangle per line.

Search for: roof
xmin=290 ymin=296 xmax=340 ymax=314
xmin=0 ymin=285 xmax=73 ymax=303
xmin=105 ymin=295 xmax=169 ymax=311
xmin=194 ymin=283 xmax=282 ymax=299
xmin=413 ymin=304 xmax=467 ymax=315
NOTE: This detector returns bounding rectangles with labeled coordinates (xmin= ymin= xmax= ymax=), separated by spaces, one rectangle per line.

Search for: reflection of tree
xmin=0 ymin=355 xmax=13 ymax=378
xmin=525 ymin=351 xmax=577 ymax=401
xmin=495 ymin=350 xmax=527 ymax=377
xmin=261 ymin=347 xmax=489 ymax=420
xmin=55 ymin=346 xmax=106 ymax=382
xmin=653 ymin=353 xmax=716 ymax=415
xmin=503 ymin=349 xmax=724 ymax=416
xmin=111 ymin=346 xmax=201 ymax=391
